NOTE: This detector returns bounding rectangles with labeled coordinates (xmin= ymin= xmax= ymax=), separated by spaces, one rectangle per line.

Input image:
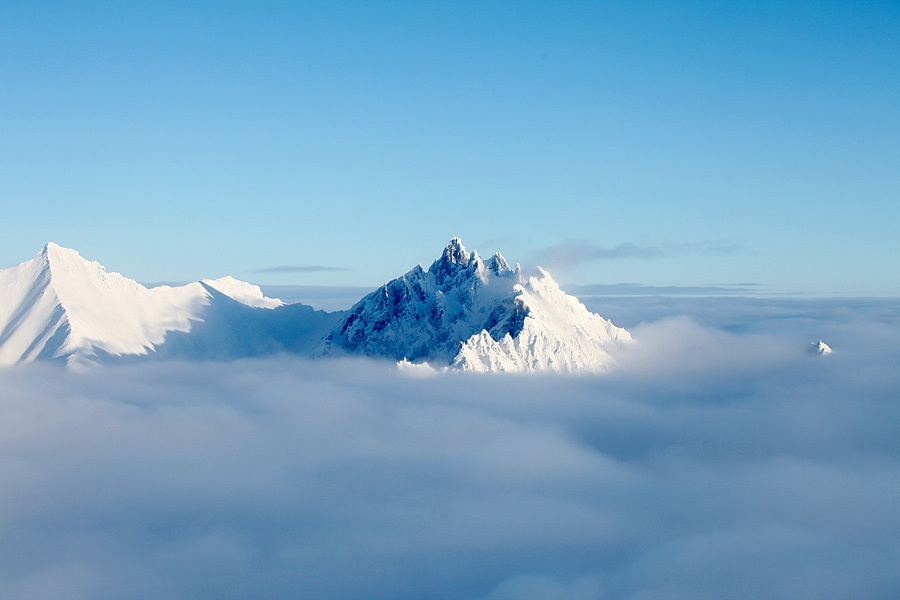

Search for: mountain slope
xmin=0 ymin=243 xmax=336 ymax=367
xmin=452 ymin=267 xmax=631 ymax=372
xmin=323 ymin=238 xmax=632 ymax=372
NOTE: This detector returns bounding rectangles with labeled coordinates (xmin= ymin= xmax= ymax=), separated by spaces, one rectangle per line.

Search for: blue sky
xmin=1 ymin=1 xmax=897 ymax=294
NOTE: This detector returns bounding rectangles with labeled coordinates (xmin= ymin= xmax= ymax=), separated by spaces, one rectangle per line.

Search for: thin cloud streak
xmin=252 ymin=265 xmax=350 ymax=274
xmin=567 ymin=283 xmax=763 ymax=297
xmin=536 ymin=240 xmax=746 ymax=271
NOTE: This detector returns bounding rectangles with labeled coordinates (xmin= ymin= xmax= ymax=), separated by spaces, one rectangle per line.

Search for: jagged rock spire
xmin=488 ymin=252 xmax=510 ymax=275
xmin=431 ymin=238 xmax=472 ymax=286
xmin=441 ymin=237 xmax=469 ymax=266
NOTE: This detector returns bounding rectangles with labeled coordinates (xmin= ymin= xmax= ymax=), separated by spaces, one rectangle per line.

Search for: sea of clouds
xmin=1 ymin=297 xmax=898 ymax=600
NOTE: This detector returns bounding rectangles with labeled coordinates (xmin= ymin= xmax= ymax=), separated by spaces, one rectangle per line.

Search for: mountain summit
xmin=322 ymin=238 xmax=632 ymax=372
xmin=1 ymin=240 xmax=631 ymax=372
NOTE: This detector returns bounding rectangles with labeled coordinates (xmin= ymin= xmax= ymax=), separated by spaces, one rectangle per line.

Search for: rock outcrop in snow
xmin=321 ymin=238 xmax=524 ymax=361
xmin=809 ymin=340 xmax=833 ymax=355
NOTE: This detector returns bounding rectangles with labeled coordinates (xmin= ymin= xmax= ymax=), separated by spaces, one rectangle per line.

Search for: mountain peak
xmin=441 ymin=237 xmax=469 ymax=266
xmin=324 ymin=238 xmax=632 ymax=370
xmin=809 ymin=340 xmax=833 ymax=355
xmin=430 ymin=238 xmax=474 ymax=287
xmin=487 ymin=252 xmax=510 ymax=275
xmin=42 ymin=241 xmax=74 ymax=255
xmin=40 ymin=242 xmax=91 ymax=270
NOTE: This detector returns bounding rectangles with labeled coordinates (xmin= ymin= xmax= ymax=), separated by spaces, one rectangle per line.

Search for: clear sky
xmin=1 ymin=1 xmax=897 ymax=295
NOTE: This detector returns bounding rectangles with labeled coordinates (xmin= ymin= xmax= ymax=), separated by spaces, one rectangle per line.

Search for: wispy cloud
xmin=536 ymin=240 xmax=746 ymax=271
xmin=567 ymin=283 xmax=763 ymax=297
xmin=252 ymin=265 xmax=349 ymax=274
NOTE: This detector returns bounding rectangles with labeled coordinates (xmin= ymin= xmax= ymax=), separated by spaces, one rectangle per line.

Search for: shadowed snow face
xmin=1 ymin=297 xmax=899 ymax=600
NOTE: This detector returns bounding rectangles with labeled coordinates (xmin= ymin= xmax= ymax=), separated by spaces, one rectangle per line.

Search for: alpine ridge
xmin=0 ymin=243 xmax=338 ymax=368
xmin=0 ymin=240 xmax=632 ymax=372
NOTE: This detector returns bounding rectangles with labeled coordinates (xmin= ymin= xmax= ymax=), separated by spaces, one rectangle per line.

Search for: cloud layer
xmin=0 ymin=297 xmax=898 ymax=600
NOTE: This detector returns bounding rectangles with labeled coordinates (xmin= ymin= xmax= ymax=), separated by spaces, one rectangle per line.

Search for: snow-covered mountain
xmin=0 ymin=240 xmax=631 ymax=372
xmin=0 ymin=243 xmax=337 ymax=368
xmin=809 ymin=340 xmax=833 ymax=355
xmin=322 ymin=238 xmax=632 ymax=372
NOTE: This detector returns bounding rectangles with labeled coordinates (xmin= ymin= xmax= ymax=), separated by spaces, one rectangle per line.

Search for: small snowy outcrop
xmin=809 ymin=340 xmax=833 ymax=355
xmin=324 ymin=238 xmax=632 ymax=373
xmin=202 ymin=276 xmax=284 ymax=309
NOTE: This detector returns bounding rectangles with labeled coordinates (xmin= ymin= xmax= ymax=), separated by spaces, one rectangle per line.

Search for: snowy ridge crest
xmin=452 ymin=267 xmax=632 ymax=372
xmin=0 ymin=243 xmax=334 ymax=368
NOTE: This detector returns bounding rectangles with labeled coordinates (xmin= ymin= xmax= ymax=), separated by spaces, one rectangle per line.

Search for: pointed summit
xmin=38 ymin=243 xmax=109 ymax=283
xmin=442 ymin=237 xmax=469 ymax=266
xmin=38 ymin=241 xmax=63 ymax=265
xmin=41 ymin=241 xmax=77 ymax=258
xmin=431 ymin=238 xmax=473 ymax=286
xmin=487 ymin=252 xmax=511 ymax=276
xmin=809 ymin=340 xmax=833 ymax=355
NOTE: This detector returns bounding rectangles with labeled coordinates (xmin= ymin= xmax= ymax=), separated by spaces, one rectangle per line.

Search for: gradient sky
xmin=1 ymin=1 xmax=897 ymax=295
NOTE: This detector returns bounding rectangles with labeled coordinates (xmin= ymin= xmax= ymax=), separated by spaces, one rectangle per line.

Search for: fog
xmin=1 ymin=297 xmax=898 ymax=599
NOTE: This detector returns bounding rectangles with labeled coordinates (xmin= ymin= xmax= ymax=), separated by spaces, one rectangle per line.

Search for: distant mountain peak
xmin=42 ymin=241 xmax=83 ymax=259
xmin=41 ymin=241 xmax=80 ymax=266
xmin=323 ymin=238 xmax=631 ymax=371
xmin=38 ymin=242 xmax=115 ymax=289
xmin=431 ymin=237 xmax=474 ymax=286
xmin=428 ymin=238 xmax=521 ymax=288
xmin=487 ymin=252 xmax=511 ymax=275
xmin=809 ymin=340 xmax=833 ymax=355
xmin=443 ymin=237 xmax=469 ymax=264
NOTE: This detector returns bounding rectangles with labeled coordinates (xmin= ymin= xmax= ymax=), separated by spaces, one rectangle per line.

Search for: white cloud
xmin=0 ymin=298 xmax=899 ymax=599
